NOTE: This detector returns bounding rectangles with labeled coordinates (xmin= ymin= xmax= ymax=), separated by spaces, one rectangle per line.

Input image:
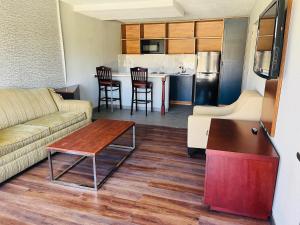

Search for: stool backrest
xmin=96 ymin=66 xmax=112 ymax=81
xmin=130 ymin=67 xmax=148 ymax=83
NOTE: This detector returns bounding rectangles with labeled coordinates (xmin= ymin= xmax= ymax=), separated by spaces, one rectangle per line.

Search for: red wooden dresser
xmin=204 ymin=119 xmax=279 ymax=219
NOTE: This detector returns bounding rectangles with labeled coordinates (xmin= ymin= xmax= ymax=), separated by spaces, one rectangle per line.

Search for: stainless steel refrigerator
xmin=194 ymin=52 xmax=221 ymax=106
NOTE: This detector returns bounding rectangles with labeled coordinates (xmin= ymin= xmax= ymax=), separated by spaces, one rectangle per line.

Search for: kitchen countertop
xmin=112 ymin=72 xmax=194 ymax=78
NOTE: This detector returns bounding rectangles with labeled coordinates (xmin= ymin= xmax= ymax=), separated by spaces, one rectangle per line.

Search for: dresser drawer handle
xmin=297 ymin=152 xmax=300 ymax=162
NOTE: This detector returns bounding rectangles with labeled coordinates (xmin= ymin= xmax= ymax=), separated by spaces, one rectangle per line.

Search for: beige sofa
xmin=188 ymin=90 xmax=263 ymax=152
xmin=0 ymin=88 xmax=92 ymax=183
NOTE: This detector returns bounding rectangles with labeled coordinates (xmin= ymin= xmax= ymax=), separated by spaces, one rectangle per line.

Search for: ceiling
xmin=60 ymin=0 xmax=257 ymax=22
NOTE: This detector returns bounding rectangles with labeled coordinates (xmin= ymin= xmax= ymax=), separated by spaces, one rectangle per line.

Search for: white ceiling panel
xmin=60 ymin=0 xmax=256 ymax=22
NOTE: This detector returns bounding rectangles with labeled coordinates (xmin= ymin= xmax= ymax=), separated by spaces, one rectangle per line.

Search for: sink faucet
xmin=179 ymin=65 xmax=186 ymax=74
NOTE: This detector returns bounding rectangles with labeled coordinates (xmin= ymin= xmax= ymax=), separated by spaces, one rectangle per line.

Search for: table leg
xmin=161 ymin=77 xmax=166 ymax=115
xmin=133 ymin=125 xmax=136 ymax=148
xmin=48 ymin=151 xmax=54 ymax=181
xmin=110 ymin=84 xmax=113 ymax=112
xmin=93 ymin=156 xmax=98 ymax=191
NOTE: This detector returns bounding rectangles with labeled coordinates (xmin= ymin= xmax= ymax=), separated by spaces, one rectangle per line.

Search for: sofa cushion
xmin=0 ymin=88 xmax=58 ymax=130
xmin=0 ymin=125 xmax=50 ymax=157
xmin=24 ymin=111 xmax=86 ymax=134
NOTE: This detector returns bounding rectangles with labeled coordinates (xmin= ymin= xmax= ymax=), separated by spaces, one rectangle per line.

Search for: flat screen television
xmin=253 ymin=0 xmax=286 ymax=79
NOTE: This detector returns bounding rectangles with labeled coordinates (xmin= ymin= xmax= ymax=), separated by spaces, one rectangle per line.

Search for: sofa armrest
xmin=188 ymin=115 xmax=212 ymax=149
xmin=49 ymin=89 xmax=93 ymax=122
xmin=193 ymin=105 xmax=234 ymax=116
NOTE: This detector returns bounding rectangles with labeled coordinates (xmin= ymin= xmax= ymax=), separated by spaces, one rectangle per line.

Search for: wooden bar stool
xmin=95 ymin=66 xmax=122 ymax=112
xmin=130 ymin=67 xmax=153 ymax=116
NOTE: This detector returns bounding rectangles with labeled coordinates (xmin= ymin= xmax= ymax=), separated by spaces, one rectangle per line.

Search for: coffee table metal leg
xmin=109 ymin=125 xmax=136 ymax=150
xmin=93 ymin=156 xmax=98 ymax=191
xmin=132 ymin=125 xmax=135 ymax=149
xmin=47 ymin=125 xmax=136 ymax=191
xmin=48 ymin=151 xmax=54 ymax=181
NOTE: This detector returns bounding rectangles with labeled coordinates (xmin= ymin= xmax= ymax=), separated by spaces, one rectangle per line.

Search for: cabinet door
xmin=142 ymin=23 xmax=166 ymax=39
xmin=205 ymin=151 xmax=278 ymax=219
xmin=167 ymin=39 xmax=195 ymax=54
xmin=122 ymin=24 xmax=140 ymax=39
xmin=168 ymin=22 xmax=195 ymax=38
xmin=122 ymin=40 xmax=140 ymax=54
xmin=195 ymin=20 xmax=224 ymax=38
xmin=170 ymin=76 xmax=194 ymax=102
xmin=218 ymin=18 xmax=248 ymax=105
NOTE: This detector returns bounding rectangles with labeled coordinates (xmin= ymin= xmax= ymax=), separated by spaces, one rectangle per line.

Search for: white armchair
xmin=188 ymin=90 xmax=263 ymax=151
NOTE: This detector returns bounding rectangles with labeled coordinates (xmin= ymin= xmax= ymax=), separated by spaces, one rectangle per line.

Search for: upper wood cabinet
xmin=196 ymin=38 xmax=223 ymax=52
xmin=121 ymin=19 xmax=225 ymax=54
xmin=259 ymin=18 xmax=275 ymax=36
xmin=195 ymin=20 xmax=224 ymax=38
xmin=122 ymin=24 xmax=140 ymax=39
xmin=142 ymin=23 xmax=166 ymax=39
xmin=122 ymin=40 xmax=140 ymax=54
xmin=167 ymin=22 xmax=195 ymax=38
xmin=168 ymin=39 xmax=195 ymax=54
xmin=257 ymin=36 xmax=273 ymax=51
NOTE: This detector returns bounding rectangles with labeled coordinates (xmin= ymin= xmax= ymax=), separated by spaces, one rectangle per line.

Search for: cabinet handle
xmin=297 ymin=152 xmax=300 ymax=162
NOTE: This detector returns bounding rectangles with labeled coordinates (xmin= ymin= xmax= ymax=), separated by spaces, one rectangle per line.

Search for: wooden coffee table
xmin=47 ymin=119 xmax=135 ymax=191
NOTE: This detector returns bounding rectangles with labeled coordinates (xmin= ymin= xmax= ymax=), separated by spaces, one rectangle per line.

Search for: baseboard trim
xmin=94 ymin=106 xmax=168 ymax=113
xmin=170 ymin=100 xmax=192 ymax=106
xmin=270 ymin=215 xmax=276 ymax=225
xmin=187 ymin=147 xmax=206 ymax=158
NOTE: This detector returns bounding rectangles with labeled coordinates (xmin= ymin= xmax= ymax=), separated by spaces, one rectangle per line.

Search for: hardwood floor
xmin=0 ymin=125 xmax=270 ymax=225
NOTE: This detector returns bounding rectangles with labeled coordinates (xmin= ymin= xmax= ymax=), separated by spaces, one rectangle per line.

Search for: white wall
xmin=0 ymin=0 xmax=65 ymax=88
xmin=242 ymin=0 xmax=273 ymax=94
xmin=242 ymin=0 xmax=300 ymax=224
xmin=271 ymin=1 xmax=300 ymax=224
xmin=60 ymin=2 xmax=121 ymax=106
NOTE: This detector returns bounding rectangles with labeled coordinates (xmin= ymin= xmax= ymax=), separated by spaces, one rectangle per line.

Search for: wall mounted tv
xmin=253 ymin=0 xmax=286 ymax=79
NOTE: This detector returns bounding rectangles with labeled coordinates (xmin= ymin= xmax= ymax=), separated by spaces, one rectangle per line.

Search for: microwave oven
xmin=141 ymin=39 xmax=165 ymax=54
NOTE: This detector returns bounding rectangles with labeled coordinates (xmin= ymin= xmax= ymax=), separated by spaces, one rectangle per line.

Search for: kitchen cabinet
xmin=122 ymin=24 xmax=140 ymax=39
xmin=122 ymin=40 xmax=140 ymax=54
xmin=167 ymin=39 xmax=195 ymax=54
xmin=167 ymin=22 xmax=195 ymax=38
xmin=121 ymin=20 xmax=225 ymax=54
xmin=142 ymin=23 xmax=166 ymax=39
xmin=169 ymin=75 xmax=194 ymax=105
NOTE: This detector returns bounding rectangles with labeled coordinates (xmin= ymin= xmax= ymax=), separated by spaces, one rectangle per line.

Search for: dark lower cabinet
xmin=169 ymin=75 xmax=194 ymax=104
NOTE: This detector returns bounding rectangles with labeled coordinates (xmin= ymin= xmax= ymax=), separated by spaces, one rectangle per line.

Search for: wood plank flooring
xmin=0 ymin=125 xmax=270 ymax=225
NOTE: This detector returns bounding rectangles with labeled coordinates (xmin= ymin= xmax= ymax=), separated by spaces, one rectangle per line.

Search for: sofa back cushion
xmin=0 ymin=88 xmax=58 ymax=129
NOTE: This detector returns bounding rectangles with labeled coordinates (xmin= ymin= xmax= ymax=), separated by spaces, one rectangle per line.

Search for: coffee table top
xmin=47 ymin=119 xmax=135 ymax=156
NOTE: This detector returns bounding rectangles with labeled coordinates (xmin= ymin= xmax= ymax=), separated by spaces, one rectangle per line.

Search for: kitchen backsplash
xmin=118 ymin=54 xmax=196 ymax=74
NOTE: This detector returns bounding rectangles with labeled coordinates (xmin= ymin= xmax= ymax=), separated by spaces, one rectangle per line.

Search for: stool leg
xmin=135 ymin=87 xmax=138 ymax=111
xmin=105 ymin=86 xmax=108 ymax=109
xmin=98 ymin=86 xmax=101 ymax=112
xmin=119 ymin=84 xmax=122 ymax=110
xmin=110 ymin=84 xmax=113 ymax=113
xmin=151 ymin=86 xmax=153 ymax=112
xmin=145 ymin=87 xmax=148 ymax=116
xmin=131 ymin=87 xmax=134 ymax=115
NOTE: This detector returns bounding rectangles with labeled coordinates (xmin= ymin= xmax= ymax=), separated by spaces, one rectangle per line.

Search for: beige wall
xmin=60 ymin=2 xmax=121 ymax=106
xmin=0 ymin=0 xmax=65 ymax=88
xmin=242 ymin=0 xmax=300 ymax=224
xmin=271 ymin=1 xmax=300 ymax=224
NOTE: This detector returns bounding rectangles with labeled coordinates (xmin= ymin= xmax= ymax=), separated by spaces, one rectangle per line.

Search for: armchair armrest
xmin=193 ymin=104 xmax=234 ymax=116
xmin=49 ymin=89 xmax=93 ymax=122
xmin=188 ymin=115 xmax=212 ymax=149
